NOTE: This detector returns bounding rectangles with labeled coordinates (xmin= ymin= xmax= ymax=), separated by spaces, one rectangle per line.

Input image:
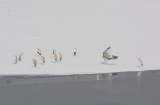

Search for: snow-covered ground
xmin=0 ymin=0 xmax=160 ymax=75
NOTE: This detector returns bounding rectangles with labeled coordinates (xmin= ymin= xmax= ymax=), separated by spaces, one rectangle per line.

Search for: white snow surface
xmin=0 ymin=0 xmax=160 ymax=75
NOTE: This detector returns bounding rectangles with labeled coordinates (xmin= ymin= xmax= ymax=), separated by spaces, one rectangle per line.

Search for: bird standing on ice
xmin=58 ymin=53 xmax=62 ymax=61
xmin=103 ymin=47 xmax=118 ymax=62
xmin=53 ymin=50 xmax=56 ymax=55
xmin=40 ymin=56 xmax=45 ymax=63
xmin=137 ymin=58 xmax=143 ymax=66
xmin=53 ymin=53 xmax=57 ymax=62
xmin=19 ymin=52 xmax=24 ymax=61
xmin=32 ymin=59 xmax=37 ymax=67
xmin=73 ymin=48 xmax=77 ymax=56
xmin=13 ymin=55 xmax=17 ymax=63
xmin=36 ymin=48 xmax=41 ymax=55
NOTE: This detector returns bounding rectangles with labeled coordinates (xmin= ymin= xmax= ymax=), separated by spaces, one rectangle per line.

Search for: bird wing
xmin=103 ymin=47 xmax=111 ymax=54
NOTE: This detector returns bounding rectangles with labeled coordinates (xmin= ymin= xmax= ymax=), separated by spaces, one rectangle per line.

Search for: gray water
xmin=0 ymin=71 xmax=160 ymax=105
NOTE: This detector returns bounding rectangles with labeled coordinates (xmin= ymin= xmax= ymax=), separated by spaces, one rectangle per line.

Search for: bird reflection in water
xmin=137 ymin=71 xmax=142 ymax=85
xmin=97 ymin=74 xmax=99 ymax=80
xmin=73 ymin=75 xmax=77 ymax=82
xmin=102 ymin=73 xmax=112 ymax=79
xmin=3 ymin=79 xmax=12 ymax=85
xmin=102 ymin=73 xmax=118 ymax=80
xmin=137 ymin=71 xmax=142 ymax=76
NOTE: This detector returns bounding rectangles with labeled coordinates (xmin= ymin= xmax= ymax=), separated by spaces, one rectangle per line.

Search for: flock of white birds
xmin=13 ymin=47 xmax=143 ymax=68
xmin=13 ymin=48 xmax=78 ymax=67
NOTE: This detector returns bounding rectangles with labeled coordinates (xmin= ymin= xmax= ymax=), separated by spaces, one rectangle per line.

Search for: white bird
xmin=19 ymin=52 xmax=24 ymax=61
xmin=13 ymin=55 xmax=17 ymax=64
xmin=58 ymin=53 xmax=62 ymax=61
xmin=36 ymin=48 xmax=41 ymax=55
xmin=40 ymin=56 xmax=45 ymax=63
xmin=53 ymin=54 xmax=57 ymax=62
xmin=53 ymin=50 xmax=56 ymax=55
xmin=137 ymin=58 xmax=143 ymax=66
xmin=103 ymin=47 xmax=118 ymax=62
xmin=32 ymin=59 xmax=37 ymax=67
xmin=73 ymin=48 xmax=77 ymax=56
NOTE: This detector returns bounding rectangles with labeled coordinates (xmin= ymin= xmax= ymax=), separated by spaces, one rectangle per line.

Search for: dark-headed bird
xmin=13 ymin=55 xmax=17 ymax=64
xmin=40 ymin=56 xmax=45 ymax=63
xmin=137 ymin=58 xmax=143 ymax=66
xmin=73 ymin=48 xmax=77 ymax=56
xmin=53 ymin=53 xmax=57 ymax=62
xmin=36 ymin=48 xmax=41 ymax=55
xmin=103 ymin=47 xmax=118 ymax=62
xmin=32 ymin=59 xmax=37 ymax=67
xmin=58 ymin=53 xmax=62 ymax=61
xmin=19 ymin=52 xmax=24 ymax=61
xmin=53 ymin=50 xmax=56 ymax=55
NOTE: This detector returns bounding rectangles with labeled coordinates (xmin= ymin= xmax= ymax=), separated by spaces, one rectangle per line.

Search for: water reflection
xmin=101 ymin=73 xmax=118 ymax=80
xmin=0 ymin=71 xmax=160 ymax=105
xmin=0 ymin=71 xmax=159 ymax=86
xmin=102 ymin=74 xmax=109 ymax=79
xmin=97 ymin=74 xmax=99 ymax=80
xmin=3 ymin=79 xmax=12 ymax=85
xmin=73 ymin=75 xmax=77 ymax=82
xmin=137 ymin=71 xmax=142 ymax=85
xmin=137 ymin=71 xmax=142 ymax=76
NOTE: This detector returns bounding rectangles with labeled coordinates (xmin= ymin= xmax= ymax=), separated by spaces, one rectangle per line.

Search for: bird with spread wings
xmin=103 ymin=47 xmax=118 ymax=62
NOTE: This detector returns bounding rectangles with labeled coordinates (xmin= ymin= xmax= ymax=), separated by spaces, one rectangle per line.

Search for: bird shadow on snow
xmin=31 ymin=66 xmax=40 ymax=68
xmin=136 ymin=65 xmax=144 ymax=70
xmin=39 ymin=63 xmax=45 ymax=65
xmin=136 ymin=65 xmax=142 ymax=68
xmin=12 ymin=60 xmax=23 ymax=64
xmin=51 ymin=61 xmax=57 ymax=63
xmin=101 ymin=62 xmax=116 ymax=65
xmin=34 ymin=55 xmax=40 ymax=57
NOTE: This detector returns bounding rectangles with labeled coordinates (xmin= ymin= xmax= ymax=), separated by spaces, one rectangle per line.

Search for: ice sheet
xmin=0 ymin=0 xmax=160 ymax=75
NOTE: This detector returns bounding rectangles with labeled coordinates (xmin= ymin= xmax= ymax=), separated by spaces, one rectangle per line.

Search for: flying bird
xmin=58 ymin=53 xmax=62 ymax=61
xmin=137 ymin=58 xmax=143 ymax=66
xmin=103 ymin=47 xmax=118 ymax=62
xmin=73 ymin=48 xmax=77 ymax=56
xmin=32 ymin=59 xmax=37 ymax=67
xmin=19 ymin=52 xmax=24 ymax=61
xmin=13 ymin=55 xmax=17 ymax=63
xmin=36 ymin=48 xmax=41 ymax=55
xmin=40 ymin=56 xmax=45 ymax=63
